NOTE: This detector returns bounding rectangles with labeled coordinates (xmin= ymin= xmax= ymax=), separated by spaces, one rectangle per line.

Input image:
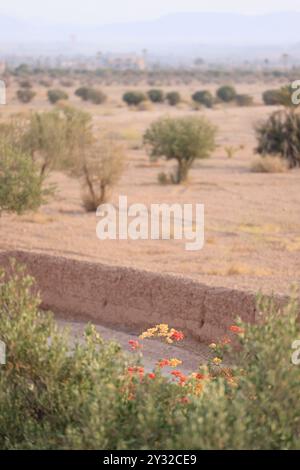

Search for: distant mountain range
xmin=0 ymin=11 xmax=299 ymax=54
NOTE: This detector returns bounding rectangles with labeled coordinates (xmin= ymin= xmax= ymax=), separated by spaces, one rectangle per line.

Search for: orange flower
xmin=170 ymin=330 xmax=184 ymax=342
xmin=229 ymin=325 xmax=245 ymax=334
xmin=128 ymin=340 xmax=142 ymax=351
xmin=171 ymin=370 xmax=187 ymax=385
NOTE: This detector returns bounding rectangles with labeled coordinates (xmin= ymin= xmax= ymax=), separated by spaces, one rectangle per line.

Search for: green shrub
xmin=75 ymin=87 xmax=106 ymax=104
xmin=165 ymin=91 xmax=181 ymax=106
xmin=47 ymin=89 xmax=68 ymax=104
xmin=0 ymin=264 xmax=299 ymax=449
xmin=16 ymin=89 xmax=36 ymax=103
xmin=255 ymin=110 xmax=300 ymax=168
xmin=87 ymin=89 xmax=107 ymax=105
xmin=19 ymin=80 xmax=33 ymax=89
xmin=22 ymin=106 xmax=93 ymax=176
xmin=144 ymin=116 xmax=217 ymax=183
xmin=236 ymin=94 xmax=253 ymax=107
xmin=192 ymin=90 xmax=214 ymax=108
xmin=262 ymin=89 xmax=282 ymax=106
xmin=123 ymin=91 xmax=146 ymax=106
xmin=216 ymin=85 xmax=237 ymax=103
xmin=147 ymin=89 xmax=164 ymax=103
xmin=75 ymin=86 xmax=90 ymax=100
xmin=0 ymin=143 xmax=48 ymax=215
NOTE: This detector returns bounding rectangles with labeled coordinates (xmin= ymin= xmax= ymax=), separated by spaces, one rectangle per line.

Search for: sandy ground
xmin=57 ymin=318 xmax=211 ymax=375
xmin=1 ymin=82 xmax=300 ymax=296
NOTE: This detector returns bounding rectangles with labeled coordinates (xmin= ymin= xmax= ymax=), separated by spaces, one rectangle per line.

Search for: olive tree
xmin=0 ymin=142 xmax=48 ymax=215
xmin=144 ymin=116 xmax=217 ymax=183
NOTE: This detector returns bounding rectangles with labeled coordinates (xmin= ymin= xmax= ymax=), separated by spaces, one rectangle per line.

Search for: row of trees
xmin=1 ymin=94 xmax=299 ymax=218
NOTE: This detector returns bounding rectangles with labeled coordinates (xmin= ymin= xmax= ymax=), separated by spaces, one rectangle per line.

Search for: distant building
xmin=99 ymin=54 xmax=146 ymax=71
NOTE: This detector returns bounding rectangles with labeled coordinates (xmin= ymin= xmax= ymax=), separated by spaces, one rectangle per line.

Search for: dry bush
xmin=81 ymin=133 xmax=125 ymax=211
xmin=250 ymin=155 xmax=288 ymax=173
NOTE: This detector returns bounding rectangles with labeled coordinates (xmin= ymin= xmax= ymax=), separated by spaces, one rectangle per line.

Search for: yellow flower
xmin=209 ymin=343 xmax=217 ymax=349
xmin=169 ymin=358 xmax=182 ymax=367
xmin=212 ymin=357 xmax=222 ymax=365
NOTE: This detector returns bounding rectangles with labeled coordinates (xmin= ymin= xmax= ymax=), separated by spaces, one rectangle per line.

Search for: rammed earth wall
xmin=0 ymin=250 xmax=291 ymax=343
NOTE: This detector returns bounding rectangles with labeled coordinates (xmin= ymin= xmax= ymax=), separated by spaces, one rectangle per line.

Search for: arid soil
xmin=1 ymin=82 xmax=300 ymax=296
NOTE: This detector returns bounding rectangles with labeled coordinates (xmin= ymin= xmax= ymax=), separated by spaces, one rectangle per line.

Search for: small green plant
xmin=123 ymin=91 xmax=147 ymax=106
xmin=47 ymin=89 xmax=68 ymax=104
xmin=16 ymin=89 xmax=36 ymax=103
xmin=192 ymin=90 xmax=214 ymax=108
xmin=144 ymin=116 xmax=217 ymax=184
xmin=224 ymin=145 xmax=242 ymax=159
xmin=165 ymin=91 xmax=181 ymax=106
xmin=216 ymin=85 xmax=237 ymax=103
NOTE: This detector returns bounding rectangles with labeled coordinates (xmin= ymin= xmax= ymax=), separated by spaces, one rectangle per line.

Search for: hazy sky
xmin=1 ymin=0 xmax=300 ymax=24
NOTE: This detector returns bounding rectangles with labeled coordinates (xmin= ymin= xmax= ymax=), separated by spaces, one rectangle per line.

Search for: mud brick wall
xmin=0 ymin=250 xmax=290 ymax=343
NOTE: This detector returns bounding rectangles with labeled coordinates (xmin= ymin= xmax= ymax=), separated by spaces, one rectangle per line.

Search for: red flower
xmin=157 ymin=359 xmax=171 ymax=368
xmin=229 ymin=325 xmax=244 ymax=334
xmin=128 ymin=340 xmax=142 ymax=351
xmin=180 ymin=397 xmax=189 ymax=404
xmin=195 ymin=373 xmax=205 ymax=380
xmin=171 ymin=370 xmax=187 ymax=385
xmin=170 ymin=330 xmax=184 ymax=342
xmin=222 ymin=336 xmax=231 ymax=345
xmin=148 ymin=373 xmax=156 ymax=379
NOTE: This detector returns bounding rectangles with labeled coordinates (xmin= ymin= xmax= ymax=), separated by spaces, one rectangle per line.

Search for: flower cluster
xmin=139 ymin=324 xmax=184 ymax=344
xmin=125 ymin=321 xmax=246 ymax=402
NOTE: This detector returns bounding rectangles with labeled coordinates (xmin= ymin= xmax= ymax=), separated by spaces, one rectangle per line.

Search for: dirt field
xmin=1 ymin=81 xmax=300 ymax=296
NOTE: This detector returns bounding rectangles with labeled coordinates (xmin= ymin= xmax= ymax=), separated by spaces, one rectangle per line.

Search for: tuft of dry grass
xmin=250 ymin=155 xmax=288 ymax=173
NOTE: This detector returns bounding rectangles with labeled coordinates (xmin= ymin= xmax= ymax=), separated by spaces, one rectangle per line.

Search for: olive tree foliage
xmin=0 ymin=141 xmax=49 ymax=216
xmin=144 ymin=116 xmax=217 ymax=183
xmin=22 ymin=106 xmax=93 ymax=176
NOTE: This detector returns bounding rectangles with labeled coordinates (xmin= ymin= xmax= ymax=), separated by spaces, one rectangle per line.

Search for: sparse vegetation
xmin=80 ymin=133 xmax=125 ymax=211
xmin=165 ymin=91 xmax=181 ymax=106
xmin=147 ymin=89 xmax=164 ymax=103
xmin=16 ymin=89 xmax=36 ymax=103
xmin=47 ymin=89 xmax=69 ymax=104
xmin=192 ymin=90 xmax=214 ymax=108
xmin=75 ymin=87 xmax=107 ymax=104
xmin=216 ymin=85 xmax=237 ymax=103
xmin=144 ymin=116 xmax=217 ymax=183
xmin=123 ymin=91 xmax=147 ymax=106
xmin=236 ymin=94 xmax=253 ymax=107
xmin=255 ymin=110 xmax=300 ymax=168
xmin=251 ymin=155 xmax=288 ymax=173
